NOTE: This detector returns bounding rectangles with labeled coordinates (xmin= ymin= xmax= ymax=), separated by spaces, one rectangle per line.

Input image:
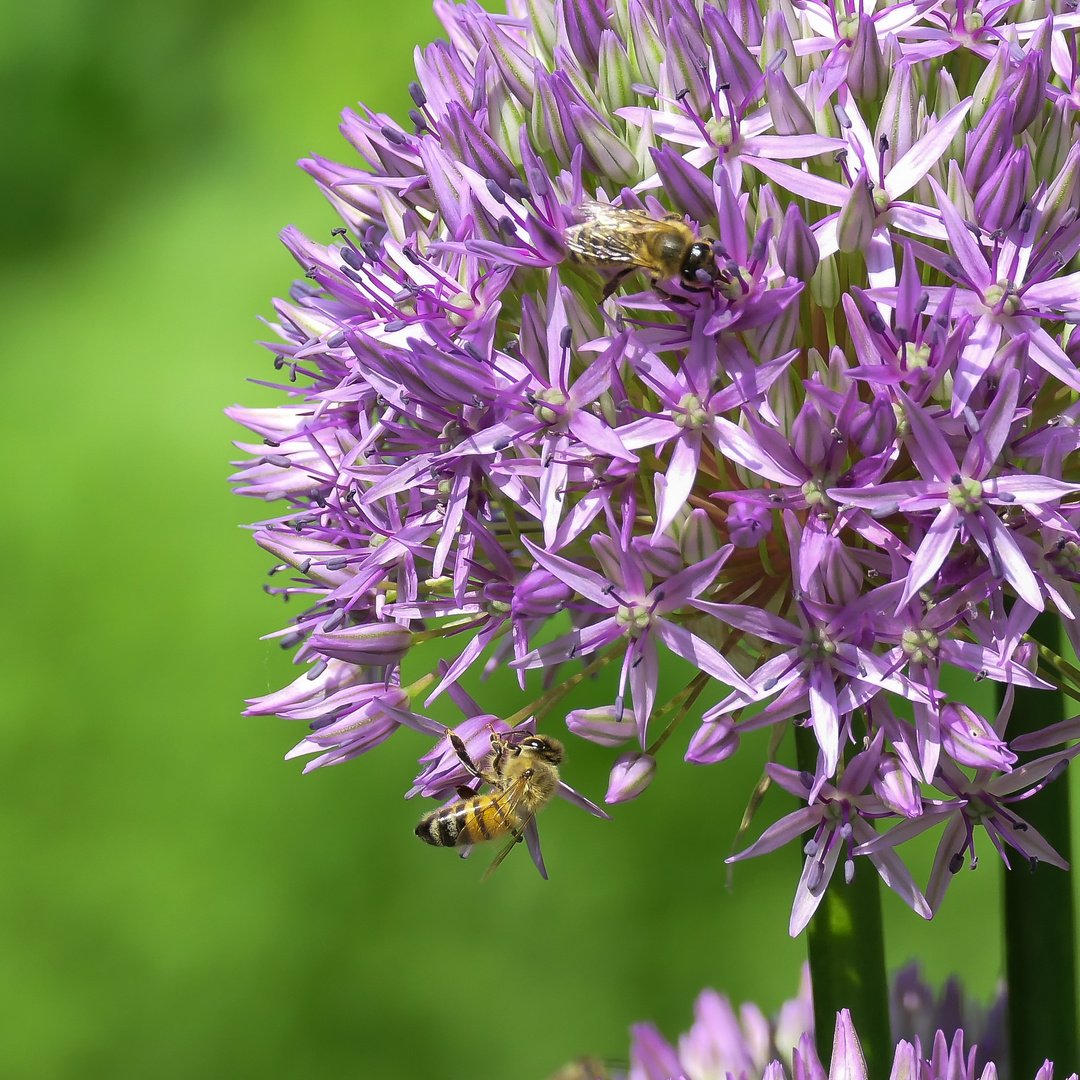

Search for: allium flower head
xmin=619 ymin=967 xmax=1015 ymax=1080
xmin=232 ymin=0 xmax=1080 ymax=907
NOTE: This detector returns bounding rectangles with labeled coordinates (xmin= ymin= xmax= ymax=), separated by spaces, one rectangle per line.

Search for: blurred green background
xmin=0 ymin=0 xmax=1026 ymax=1076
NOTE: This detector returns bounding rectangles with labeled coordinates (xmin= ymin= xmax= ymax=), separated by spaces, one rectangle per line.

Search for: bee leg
xmin=456 ymin=785 xmax=476 ymax=799
xmin=650 ymin=279 xmax=694 ymax=305
xmin=447 ymin=729 xmax=485 ymax=780
xmin=601 ymin=268 xmax=636 ymax=301
xmin=488 ymin=732 xmax=516 ymax=779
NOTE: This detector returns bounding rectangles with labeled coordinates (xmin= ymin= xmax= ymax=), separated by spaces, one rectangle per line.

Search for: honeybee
xmin=564 ymin=200 xmax=718 ymax=300
xmin=415 ymin=730 xmax=564 ymax=879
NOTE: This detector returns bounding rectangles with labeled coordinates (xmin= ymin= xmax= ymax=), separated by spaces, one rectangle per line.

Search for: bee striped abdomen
xmin=414 ymin=793 xmax=520 ymax=847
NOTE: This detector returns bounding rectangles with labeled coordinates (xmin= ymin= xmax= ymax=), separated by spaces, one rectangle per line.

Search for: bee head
xmin=519 ymin=734 xmax=564 ymax=765
xmin=680 ymin=241 xmax=718 ymax=289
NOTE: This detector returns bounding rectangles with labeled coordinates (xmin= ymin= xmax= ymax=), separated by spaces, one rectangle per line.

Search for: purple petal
xmin=650 ymin=546 xmax=732 ymax=613
xmin=927 ymin=175 xmax=991 ymax=290
xmin=898 ymin=504 xmax=961 ymax=608
xmin=522 ymin=537 xmax=618 ymax=607
xmin=790 ymin=840 xmax=841 ymax=936
xmin=885 ymin=98 xmax=972 ymax=200
xmin=653 ymin=618 xmax=753 ymax=693
xmin=730 ymin=805 xmax=823 ymax=860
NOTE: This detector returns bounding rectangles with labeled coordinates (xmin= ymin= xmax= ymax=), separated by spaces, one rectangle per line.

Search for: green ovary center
xmin=800 ymin=627 xmax=837 ymax=663
xmin=534 ymin=387 xmax=568 ymax=424
xmin=948 ymin=476 xmax=983 ymax=512
xmin=901 ymin=626 xmax=939 ymax=664
xmin=707 ymin=116 xmax=734 ymax=148
xmin=617 ymin=603 xmax=653 ymax=638
xmin=674 ymin=393 xmax=708 ymax=429
xmin=900 ymin=342 xmax=931 ymax=371
xmin=801 ymin=477 xmax=836 ymax=510
xmin=983 ymin=280 xmax=1020 ymax=317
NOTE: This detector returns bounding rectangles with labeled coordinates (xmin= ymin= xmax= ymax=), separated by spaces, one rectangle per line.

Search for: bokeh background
xmin=0 ymin=1 xmax=1029 ymax=1076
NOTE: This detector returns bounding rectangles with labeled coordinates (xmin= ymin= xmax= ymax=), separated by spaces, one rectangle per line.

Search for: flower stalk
xmin=796 ymin=725 xmax=890 ymax=1080
xmin=1001 ymin=612 xmax=1078 ymax=1080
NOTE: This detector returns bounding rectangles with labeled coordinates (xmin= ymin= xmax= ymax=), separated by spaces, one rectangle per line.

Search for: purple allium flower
xmin=232 ymin=0 xmax=1080 ymax=906
xmin=615 ymin=965 xmax=1017 ymax=1080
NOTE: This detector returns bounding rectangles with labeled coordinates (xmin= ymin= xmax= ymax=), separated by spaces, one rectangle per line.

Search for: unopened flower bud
xmin=605 ymin=752 xmax=657 ymax=803
xmin=964 ymin=97 xmax=1016 ymax=192
xmin=946 ymin=158 xmax=975 ymax=221
xmin=810 ymin=253 xmax=841 ymax=309
xmin=632 ymin=532 xmax=683 ymax=577
xmin=931 ymin=71 xmax=967 ymax=168
xmin=568 ymin=105 xmax=637 ymax=186
xmin=824 ymin=541 xmax=863 ymax=606
xmin=566 ymin=706 xmax=636 ymax=747
xmin=973 ymin=145 xmax=1030 ymax=234
xmin=679 ymin=508 xmax=721 ymax=564
xmin=848 ymin=17 xmax=886 ymax=102
xmin=685 ymin=717 xmax=740 ymax=764
xmin=940 ymin=703 xmax=1017 ymax=770
xmin=762 ymin=9 xmax=799 ymax=86
xmin=701 ymin=6 xmax=761 ymax=109
xmin=628 ymin=0 xmax=665 ymax=87
xmin=1013 ymin=641 xmax=1039 ymax=673
xmin=1037 ymin=100 xmax=1076 ymax=189
xmin=308 ymin=622 xmax=413 ymax=665
xmin=766 ymin=68 xmax=815 ymax=136
xmin=851 ymin=392 xmax=897 ymax=455
xmin=598 ymin=29 xmax=635 ymax=113
xmin=873 ymin=753 xmax=922 ymax=817
xmin=1027 ymin=14 xmax=1053 ymax=86
xmin=792 ymin=399 xmax=830 ymax=466
xmin=726 ymin=0 xmax=763 ymax=46
xmin=837 ymin=169 xmax=877 ymax=253
xmin=876 ymin=61 xmax=917 ymax=164
xmin=725 ymin=498 xmax=772 ymax=548
xmin=512 ymin=568 xmax=573 ymax=617
xmin=970 ymin=39 xmax=1012 ymax=127
xmin=777 ymin=204 xmax=820 ymax=282
xmin=1004 ymin=50 xmax=1044 ymax=133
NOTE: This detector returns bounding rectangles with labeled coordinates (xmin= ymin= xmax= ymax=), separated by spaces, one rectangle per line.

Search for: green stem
xmin=795 ymin=725 xmax=891 ymax=1080
xmin=999 ymin=612 xmax=1078 ymax=1079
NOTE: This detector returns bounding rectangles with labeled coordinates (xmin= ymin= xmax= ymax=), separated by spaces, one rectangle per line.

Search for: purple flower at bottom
xmin=611 ymin=969 xmax=1037 ymax=1080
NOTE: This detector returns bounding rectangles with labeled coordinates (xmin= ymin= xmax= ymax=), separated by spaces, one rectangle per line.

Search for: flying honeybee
xmin=415 ymin=730 xmax=564 ymax=879
xmin=564 ymin=200 xmax=718 ymax=299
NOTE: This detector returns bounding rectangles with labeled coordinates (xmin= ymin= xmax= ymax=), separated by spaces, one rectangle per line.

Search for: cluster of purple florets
xmin=232 ymin=0 xmax=1080 ymax=929
xmin=621 ymin=964 xmax=1011 ymax=1080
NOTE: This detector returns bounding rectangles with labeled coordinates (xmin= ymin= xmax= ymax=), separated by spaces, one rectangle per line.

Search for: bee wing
xmin=572 ymin=199 xmax=654 ymax=227
xmin=480 ymin=832 xmax=526 ymax=881
xmin=565 ymin=202 xmax=677 ymax=269
xmin=477 ymin=774 xmax=539 ymax=881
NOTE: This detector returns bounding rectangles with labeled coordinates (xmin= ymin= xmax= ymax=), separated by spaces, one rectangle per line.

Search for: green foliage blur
xmin=0 ymin=1 xmax=1014 ymax=1076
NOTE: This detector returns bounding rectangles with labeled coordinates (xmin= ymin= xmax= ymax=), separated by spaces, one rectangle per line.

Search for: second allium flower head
xmin=231 ymin=0 xmax=1080 ymax=929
